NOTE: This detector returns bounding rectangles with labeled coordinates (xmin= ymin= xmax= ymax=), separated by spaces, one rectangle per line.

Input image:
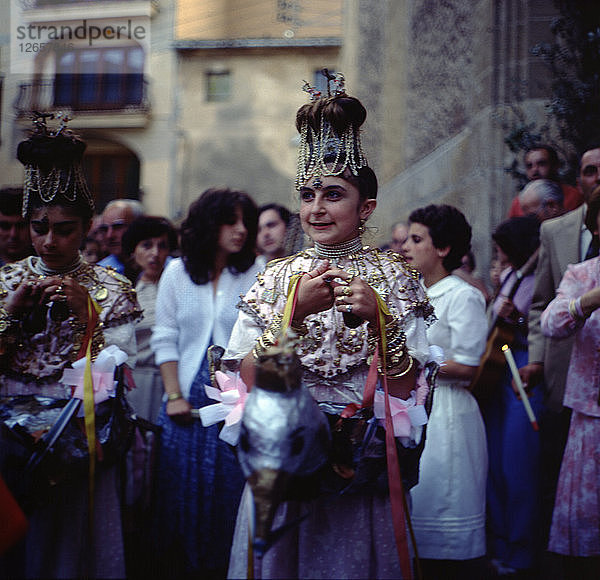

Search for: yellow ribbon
xmin=82 ymin=295 xmax=102 ymax=527
xmin=281 ymin=273 xmax=304 ymax=331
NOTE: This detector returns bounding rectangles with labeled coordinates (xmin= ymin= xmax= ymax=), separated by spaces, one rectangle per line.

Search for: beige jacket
xmin=528 ymin=204 xmax=585 ymax=411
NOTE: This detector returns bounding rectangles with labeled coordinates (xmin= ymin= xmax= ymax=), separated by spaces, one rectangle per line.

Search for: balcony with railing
xmin=14 ymin=76 xmax=150 ymax=128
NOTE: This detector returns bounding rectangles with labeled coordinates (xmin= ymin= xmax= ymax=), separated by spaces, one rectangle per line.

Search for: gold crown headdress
xmin=295 ymin=69 xmax=368 ymax=190
xmin=17 ymin=112 xmax=94 ymax=217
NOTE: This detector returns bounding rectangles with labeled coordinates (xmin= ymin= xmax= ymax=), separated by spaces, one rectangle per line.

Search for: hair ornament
xmin=17 ymin=111 xmax=94 ymax=216
xmin=302 ymin=81 xmax=322 ymax=102
xmin=295 ymin=69 xmax=368 ymax=190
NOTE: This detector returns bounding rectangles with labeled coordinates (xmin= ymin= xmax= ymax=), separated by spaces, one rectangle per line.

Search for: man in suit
xmin=519 ymin=143 xmax=600 ymax=544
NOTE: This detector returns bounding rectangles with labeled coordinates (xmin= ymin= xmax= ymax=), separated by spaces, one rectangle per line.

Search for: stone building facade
xmin=343 ymin=0 xmax=559 ymax=271
xmin=0 ymin=0 xmax=566 ymax=278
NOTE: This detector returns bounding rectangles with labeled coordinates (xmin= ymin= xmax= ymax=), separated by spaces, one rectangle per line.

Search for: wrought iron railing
xmin=14 ymin=77 xmax=150 ymax=118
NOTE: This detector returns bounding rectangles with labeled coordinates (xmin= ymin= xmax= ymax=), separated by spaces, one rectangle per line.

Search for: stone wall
xmin=342 ymin=0 xmax=560 ymax=283
xmin=176 ymin=48 xmax=340 ymax=218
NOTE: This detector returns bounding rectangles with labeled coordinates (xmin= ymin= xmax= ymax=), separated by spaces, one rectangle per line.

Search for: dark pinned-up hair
xmin=295 ymin=94 xmax=367 ymax=136
xmin=180 ymin=188 xmax=258 ymax=285
xmin=492 ymin=216 xmax=540 ymax=270
xmin=121 ymin=215 xmax=178 ymax=257
xmin=408 ymin=204 xmax=472 ymax=272
xmin=17 ymin=124 xmax=94 ymax=220
xmin=343 ymin=166 xmax=378 ymax=200
xmin=26 ymin=188 xmax=94 ymax=222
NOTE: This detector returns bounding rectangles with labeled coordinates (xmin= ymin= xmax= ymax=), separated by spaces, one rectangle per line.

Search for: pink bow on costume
xmin=59 ymin=345 xmax=128 ymax=405
xmin=199 ymin=370 xmax=248 ymax=445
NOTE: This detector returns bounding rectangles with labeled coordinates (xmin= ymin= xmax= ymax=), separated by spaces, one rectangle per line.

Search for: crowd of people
xmin=1 ymin=78 xmax=600 ymax=580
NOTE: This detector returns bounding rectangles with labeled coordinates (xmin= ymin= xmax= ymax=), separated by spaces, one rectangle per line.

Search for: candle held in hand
xmin=502 ymin=344 xmax=538 ymax=431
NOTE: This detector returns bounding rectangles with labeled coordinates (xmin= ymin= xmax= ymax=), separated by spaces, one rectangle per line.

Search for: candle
xmin=502 ymin=344 xmax=539 ymax=431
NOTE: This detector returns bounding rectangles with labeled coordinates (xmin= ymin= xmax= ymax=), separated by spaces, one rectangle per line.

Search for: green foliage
xmin=503 ymin=1 xmax=600 ymax=186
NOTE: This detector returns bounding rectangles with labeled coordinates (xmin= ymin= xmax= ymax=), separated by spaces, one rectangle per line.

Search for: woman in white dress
xmin=403 ymin=204 xmax=488 ymax=579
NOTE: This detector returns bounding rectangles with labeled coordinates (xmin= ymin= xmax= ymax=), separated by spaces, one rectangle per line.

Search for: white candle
xmin=502 ymin=344 xmax=539 ymax=431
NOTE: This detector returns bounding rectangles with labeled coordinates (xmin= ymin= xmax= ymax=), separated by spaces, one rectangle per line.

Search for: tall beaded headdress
xmin=295 ymin=69 xmax=368 ymax=190
xmin=17 ymin=112 xmax=94 ymax=217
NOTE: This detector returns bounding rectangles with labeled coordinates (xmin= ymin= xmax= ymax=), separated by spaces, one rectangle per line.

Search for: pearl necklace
xmin=28 ymin=253 xmax=85 ymax=277
xmin=314 ymin=236 xmax=363 ymax=259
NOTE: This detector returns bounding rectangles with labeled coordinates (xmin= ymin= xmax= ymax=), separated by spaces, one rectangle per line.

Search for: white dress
xmin=410 ymin=274 xmax=488 ymax=560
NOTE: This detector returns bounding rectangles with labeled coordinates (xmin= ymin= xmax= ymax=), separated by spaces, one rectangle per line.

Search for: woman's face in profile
xmin=30 ymin=205 xmax=89 ymax=270
xmin=403 ymin=222 xmax=443 ymax=276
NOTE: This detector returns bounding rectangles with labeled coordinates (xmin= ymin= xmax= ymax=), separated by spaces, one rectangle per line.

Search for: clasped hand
xmin=5 ymin=275 xmax=90 ymax=323
xmin=292 ymin=260 xmax=379 ymax=326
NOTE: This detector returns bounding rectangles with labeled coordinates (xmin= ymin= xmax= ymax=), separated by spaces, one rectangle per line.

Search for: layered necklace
xmin=28 ymin=253 xmax=86 ymax=277
xmin=313 ymin=236 xmax=363 ymax=260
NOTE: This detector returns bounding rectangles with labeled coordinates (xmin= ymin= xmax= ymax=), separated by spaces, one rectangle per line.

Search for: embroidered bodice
xmin=0 ymin=257 xmax=141 ymax=383
xmin=238 ymin=246 xmax=433 ymax=380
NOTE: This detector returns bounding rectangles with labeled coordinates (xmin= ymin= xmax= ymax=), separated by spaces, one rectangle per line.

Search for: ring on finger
xmin=346 ymin=304 xmax=353 ymax=313
xmin=342 ymin=286 xmax=353 ymax=296
xmin=56 ymin=285 xmax=64 ymax=294
xmin=346 ymin=274 xmax=355 ymax=284
xmin=336 ymin=296 xmax=346 ymax=304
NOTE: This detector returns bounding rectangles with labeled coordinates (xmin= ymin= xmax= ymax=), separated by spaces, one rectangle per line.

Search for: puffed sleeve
xmin=224 ymin=310 xmax=262 ymax=362
xmin=446 ymin=285 xmax=487 ymax=366
xmin=97 ymin=267 xmax=142 ymax=366
xmin=386 ymin=257 xmax=434 ymax=366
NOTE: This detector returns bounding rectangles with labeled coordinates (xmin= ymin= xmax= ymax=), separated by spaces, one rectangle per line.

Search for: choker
xmin=314 ymin=236 xmax=363 ymax=259
xmin=28 ymin=253 xmax=86 ymax=277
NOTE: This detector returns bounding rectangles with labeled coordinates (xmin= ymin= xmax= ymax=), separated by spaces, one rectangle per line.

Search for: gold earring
xmin=358 ymin=219 xmax=366 ymax=235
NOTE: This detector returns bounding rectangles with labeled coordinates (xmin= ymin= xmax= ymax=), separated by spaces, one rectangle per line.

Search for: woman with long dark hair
xmin=150 ymin=188 xmax=259 ymax=578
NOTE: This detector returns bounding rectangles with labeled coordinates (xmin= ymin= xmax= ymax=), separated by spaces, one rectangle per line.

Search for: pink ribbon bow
xmin=59 ymin=345 xmax=128 ymax=405
xmin=200 ymin=370 xmax=248 ymax=445
xmin=373 ymin=375 xmax=429 ymax=439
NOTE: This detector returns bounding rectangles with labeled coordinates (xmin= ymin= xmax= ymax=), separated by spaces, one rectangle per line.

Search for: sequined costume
xmin=0 ymin=255 xmax=141 ymax=579
xmin=226 ymin=245 xmax=433 ymax=579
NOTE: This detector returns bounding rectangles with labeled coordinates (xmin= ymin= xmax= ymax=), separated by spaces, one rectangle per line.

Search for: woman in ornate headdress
xmin=0 ymin=115 xmax=141 ymax=578
xmin=225 ymin=73 xmax=434 ymax=579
